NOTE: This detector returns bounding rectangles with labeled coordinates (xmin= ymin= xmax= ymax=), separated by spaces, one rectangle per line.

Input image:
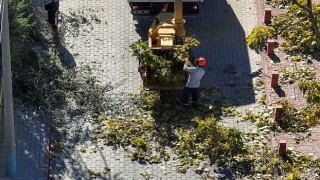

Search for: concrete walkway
xmin=0 ymin=104 xmax=49 ymax=180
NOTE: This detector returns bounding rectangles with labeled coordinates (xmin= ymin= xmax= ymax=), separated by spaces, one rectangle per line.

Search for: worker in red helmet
xmin=182 ymin=57 xmax=206 ymax=109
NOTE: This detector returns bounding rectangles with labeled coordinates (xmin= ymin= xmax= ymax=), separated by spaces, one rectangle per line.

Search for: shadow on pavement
xmin=142 ymin=89 xmax=244 ymax=179
xmin=53 ymin=33 xmax=77 ymax=69
xmin=133 ymin=15 xmax=153 ymax=41
xmin=133 ymin=0 xmax=257 ymax=106
xmin=3 ymin=103 xmax=49 ymax=180
xmin=187 ymin=0 xmax=256 ymax=106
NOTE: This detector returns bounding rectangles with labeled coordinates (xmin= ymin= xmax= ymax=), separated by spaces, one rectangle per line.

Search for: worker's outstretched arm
xmin=183 ymin=63 xmax=197 ymax=72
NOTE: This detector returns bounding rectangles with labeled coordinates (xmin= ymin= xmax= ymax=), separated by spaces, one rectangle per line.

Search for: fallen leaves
xmin=79 ymin=147 xmax=87 ymax=153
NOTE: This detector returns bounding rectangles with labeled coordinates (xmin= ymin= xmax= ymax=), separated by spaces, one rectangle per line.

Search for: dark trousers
xmin=183 ymin=87 xmax=199 ymax=108
xmin=45 ymin=0 xmax=59 ymax=25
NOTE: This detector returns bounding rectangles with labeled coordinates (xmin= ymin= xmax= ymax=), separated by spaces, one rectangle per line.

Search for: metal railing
xmin=0 ymin=0 xmax=16 ymax=177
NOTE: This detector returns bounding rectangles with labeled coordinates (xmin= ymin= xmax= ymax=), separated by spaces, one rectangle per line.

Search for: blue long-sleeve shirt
xmin=183 ymin=63 xmax=205 ymax=88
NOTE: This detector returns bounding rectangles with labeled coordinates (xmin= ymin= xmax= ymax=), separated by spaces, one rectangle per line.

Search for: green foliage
xmin=130 ymin=37 xmax=200 ymax=86
xmin=271 ymin=2 xmax=320 ymax=56
xmin=100 ymin=90 xmax=249 ymax=176
xmin=174 ymin=118 xmax=244 ymax=164
xmin=148 ymin=59 xmax=187 ymax=86
xmin=12 ymin=52 xmax=78 ymax=108
xmin=103 ymin=115 xmax=247 ymax=168
xmin=257 ymin=94 xmax=267 ymax=105
xmin=130 ymin=40 xmax=161 ymax=70
xmin=8 ymin=0 xmax=35 ymax=35
xmin=79 ymin=147 xmax=87 ymax=153
xmin=98 ymin=89 xmax=320 ymax=178
xmin=281 ymin=66 xmax=316 ymax=84
xmin=248 ymin=147 xmax=279 ymax=177
xmin=8 ymin=2 xmax=115 ymax=110
xmin=8 ymin=0 xmax=35 ymax=56
xmin=50 ymin=140 xmax=64 ymax=151
xmin=246 ymin=26 xmax=274 ymax=51
xmin=88 ymin=169 xmax=101 ymax=177
xmin=132 ymin=137 xmax=148 ymax=149
xmin=242 ymin=111 xmax=260 ymax=123
xmin=173 ymin=37 xmax=200 ymax=63
xmin=298 ymin=80 xmax=320 ymax=105
xmin=279 ymin=150 xmax=320 ymax=179
xmin=291 ymin=69 xmax=320 ymax=128
xmin=266 ymin=0 xmax=291 ymax=8
xmin=243 ymin=75 xmax=320 ymax=133
xmin=104 ymin=118 xmax=153 ymax=146
xmin=139 ymin=91 xmax=160 ymax=110
xmin=226 ymin=128 xmax=245 ymax=155
xmin=241 ymin=102 xmax=316 ymax=133
xmin=222 ymin=106 xmax=241 ymax=117
xmin=244 ymin=99 xmax=320 ymax=133
xmin=278 ymin=100 xmax=309 ymax=132
xmin=241 ymin=108 xmax=277 ymax=130
xmin=8 ymin=0 xmax=73 ymax=108
xmin=103 ymin=118 xmax=154 ymax=159
xmin=277 ymin=100 xmax=320 ymax=132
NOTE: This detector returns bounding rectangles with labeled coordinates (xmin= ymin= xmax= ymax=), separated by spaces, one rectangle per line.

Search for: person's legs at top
xmin=45 ymin=0 xmax=59 ymax=31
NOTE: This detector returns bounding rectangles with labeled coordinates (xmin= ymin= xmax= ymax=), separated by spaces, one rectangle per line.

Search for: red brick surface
xmin=274 ymin=128 xmax=320 ymax=155
xmin=256 ymin=0 xmax=320 ymax=156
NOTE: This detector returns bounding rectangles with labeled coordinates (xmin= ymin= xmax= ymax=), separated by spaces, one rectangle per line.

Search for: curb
xmin=43 ymin=113 xmax=53 ymax=180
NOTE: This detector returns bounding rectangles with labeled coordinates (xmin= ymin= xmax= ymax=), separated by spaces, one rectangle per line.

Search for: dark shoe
xmin=51 ymin=24 xmax=58 ymax=31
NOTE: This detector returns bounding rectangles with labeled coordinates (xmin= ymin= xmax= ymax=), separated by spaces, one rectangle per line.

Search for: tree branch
xmin=292 ymin=0 xmax=320 ymax=39
xmin=292 ymin=0 xmax=310 ymax=13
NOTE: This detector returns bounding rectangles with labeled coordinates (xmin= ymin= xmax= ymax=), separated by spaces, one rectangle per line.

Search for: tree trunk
xmin=292 ymin=0 xmax=320 ymax=39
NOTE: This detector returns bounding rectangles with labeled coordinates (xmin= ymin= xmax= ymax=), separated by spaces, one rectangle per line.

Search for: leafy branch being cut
xmin=130 ymin=37 xmax=200 ymax=87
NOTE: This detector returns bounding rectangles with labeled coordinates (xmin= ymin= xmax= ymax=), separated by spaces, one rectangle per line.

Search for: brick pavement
xmin=57 ymin=0 xmax=142 ymax=93
xmin=261 ymin=1 xmax=320 ymax=108
xmin=0 ymin=103 xmax=48 ymax=180
xmin=13 ymin=105 xmax=48 ymax=180
xmin=256 ymin=0 xmax=320 ymax=157
xmin=272 ymin=128 xmax=320 ymax=155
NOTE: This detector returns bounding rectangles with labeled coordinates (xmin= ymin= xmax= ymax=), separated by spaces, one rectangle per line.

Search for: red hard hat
xmin=197 ymin=57 xmax=206 ymax=67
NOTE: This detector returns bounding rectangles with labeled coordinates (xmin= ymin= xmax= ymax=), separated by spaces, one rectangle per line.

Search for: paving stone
xmin=0 ymin=104 xmax=48 ymax=180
